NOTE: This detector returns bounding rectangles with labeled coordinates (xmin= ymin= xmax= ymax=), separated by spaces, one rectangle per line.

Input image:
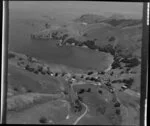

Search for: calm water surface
xmin=9 ymin=10 xmax=113 ymax=71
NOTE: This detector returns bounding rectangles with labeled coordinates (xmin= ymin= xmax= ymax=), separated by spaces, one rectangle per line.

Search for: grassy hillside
xmin=8 ymin=65 xmax=65 ymax=95
xmin=7 ymin=50 xmax=140 ymax=125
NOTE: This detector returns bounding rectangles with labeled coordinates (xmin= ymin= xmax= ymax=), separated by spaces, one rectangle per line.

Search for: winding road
xmin=67 ymin=81 xmax=90 ymax=125
xmin=73 ymin=102 xmax=89 ymax=125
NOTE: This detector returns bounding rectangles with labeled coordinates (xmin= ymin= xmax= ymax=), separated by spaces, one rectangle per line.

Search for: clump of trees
xmin=99 ymin=71 xmax=105 ymax=75
xmin=115 ymin=109 xmax=121 ymax=116
xmin=77 ymin=88 xmax=91 ymax=94
xmin=61 ymin=72 xmax=67 ymax=77
xmin=112 ymin=80 xmax=122 ymax=83
xmin=103 ymin=44 xmax=115 ymax=55
xmin=39 ymin=116 xmax=48 ymax=124
xmin=123 ymin=78 xmax=134 ymax=88
xmin=112 ymin=78 xmax=134 ymax=89
xmin=106 ymin=19 xmax=141 ymax=27
xmin=62 ymin=34 xmax=69 ymax=42
xmin=98 ymin=44 xmax=116 ymax=56
xmin=33 ymin=70 xmax=39 ymax=74
xmin=27 ymin=89 xmax=32 ymax=93
xmin=111 ymin=60 xmax=121 ymax=69
xmin=80 ymin=75 xmax=84 ymax=78
xmin=114 ymin=102 xmax=120 ymax=107
xmin=8 ymin=53 xmax=15 ymax=59
xmin=24 ymin=64 xmax=51 ymax=75
xmin=87 ymin=88 xmax=91 ymax=92
xmin=82 ymin=40 xmax=98 ymax=49
xmin=45 ymin=23 xmax=51 ymax=29
xmin=52 ymin=31 xmax=59 ymax=40
xmin=78 ymin=96 xmax=83 ymax=102
xmin=65 ymin=38 xmax=79 ymax=45
xmin=78 ymin=89 xmax=85 ymax=94
xmin=46 ymin=67 xmax=51 ymax=75
xmin=37 ymin=65 xmax=43 ymax=73
xmin=87 ymin=71 xmax=93 ymax=75
xmin=71 ymin=99 xmax=82 ymax=113
xmin=25 ymin=64 xmax=34 ymax=72
xmin=41 ymin=70 xmax=46 ymax=75
xmin=18 ymin=57 xmax=23 ymax=61
xmin=13 ymin=87 xmax=18 ymax=92
xmin=98 ymin=89 xmax=103 ymax=94
xmin=83 ymin=33 xmax=88 ymax=37
xmin=124 ymin=58 xmax=140 ymax=68
xmin=90 ymin=77 xmax=99 ymax=82
xmin=108 ymin=36 xmax=116 ymax=42
xmin=85 ymin=76 xmax=99 ymax=82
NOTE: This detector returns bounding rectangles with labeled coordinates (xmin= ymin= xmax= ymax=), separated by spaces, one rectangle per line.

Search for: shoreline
xmin=8 ymin=49 xmax=113 ymax=73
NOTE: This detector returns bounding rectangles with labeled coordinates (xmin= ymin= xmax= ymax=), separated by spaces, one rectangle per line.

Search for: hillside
xmin=7 ymin=11 xmax=142 ymax=125
xmin=7 ymin=50 xmax=140 ymax=125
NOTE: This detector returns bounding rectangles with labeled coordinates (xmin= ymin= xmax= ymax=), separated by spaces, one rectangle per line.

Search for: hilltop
xmin=74 ymin=13 xmax=141 ymax=27
xmin=74 ymin=14 xmax=106 ymax=24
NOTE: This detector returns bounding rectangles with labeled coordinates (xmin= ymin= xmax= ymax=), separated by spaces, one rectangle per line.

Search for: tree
xmin=39 ymin=116 xmax=48 ymax=124
xmin=80 ymin=75 xmax=84 ymax=78
xmin=45 ymin=23 xmax=50 ymax=29
xmin=27 ymin=89 xmax=32 ymax=93
xmin=65 ymin=38 xmax=79 ymax=45
xmin=34 ymin=70 xmax=38 ymax=74
xmin=41 ymin=70 xmax=46 ymax=75
xmin=115 ymin=109 xmax=120 ymax=115
xmin=13 ymin=87 xmax=18 ymax=92
xmin=27 ymin=56 xmax=33 ymax=63
xmin=111 ymin=60 xmax=121 ymax=69
xmin=55 ymin=73 xmax=58 ymax=77
xmin=61 ymin=72 xmax=67 ymax=77
xmin=114 ymin=102 xmax=120 ymax=107
xmin=62 ymin=34 xmax=69 ymax=42
xmin=104 ymin=44 xmax=115 ymax=55
xmin=83 ymin=40 xmax=98 ymax=49
xmin=108 ymin=36 xmax=116 ymax=42
xmin=73 ymin=99 xmax=82 ymax=112
xmin=125 ymin=58 xmax=140 ymax=68
xmin=83 ymin=33 xmax=87 ymax=37
xmin=37 ymin=65 xmax=43 ymax=72
xmin=87 ymin=71 xmax=93 ymax=75
xmin=25 ymin=64 xmax=30 ymax=70
xmin=98 ymin=90 xmax=103 ymax=94
xmin=123 ymin=78 xmax=134 ymax=88
xmin=8 ymin=53 xmax=15 ymax=59
xmin=52 ymin=31 xmax=58 ymax=39
xmin=78 ymin=96 xmax=83 ymax=102
xmin=78 ymin=89 xmax=85 ymax=94
xmin=87 ymin=88 xmax=91 ymax=92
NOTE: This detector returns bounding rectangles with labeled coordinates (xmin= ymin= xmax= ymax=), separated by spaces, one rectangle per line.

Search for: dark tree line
xmin=105 ymin=19 xmax=141 ymax=27
xmin=112 ymin=78 xmax=134 ymax=88
xmin=8 ymin=53 xmax=15 ymax=59
xmin=71 ymin=99 xmax=83 ymax=113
